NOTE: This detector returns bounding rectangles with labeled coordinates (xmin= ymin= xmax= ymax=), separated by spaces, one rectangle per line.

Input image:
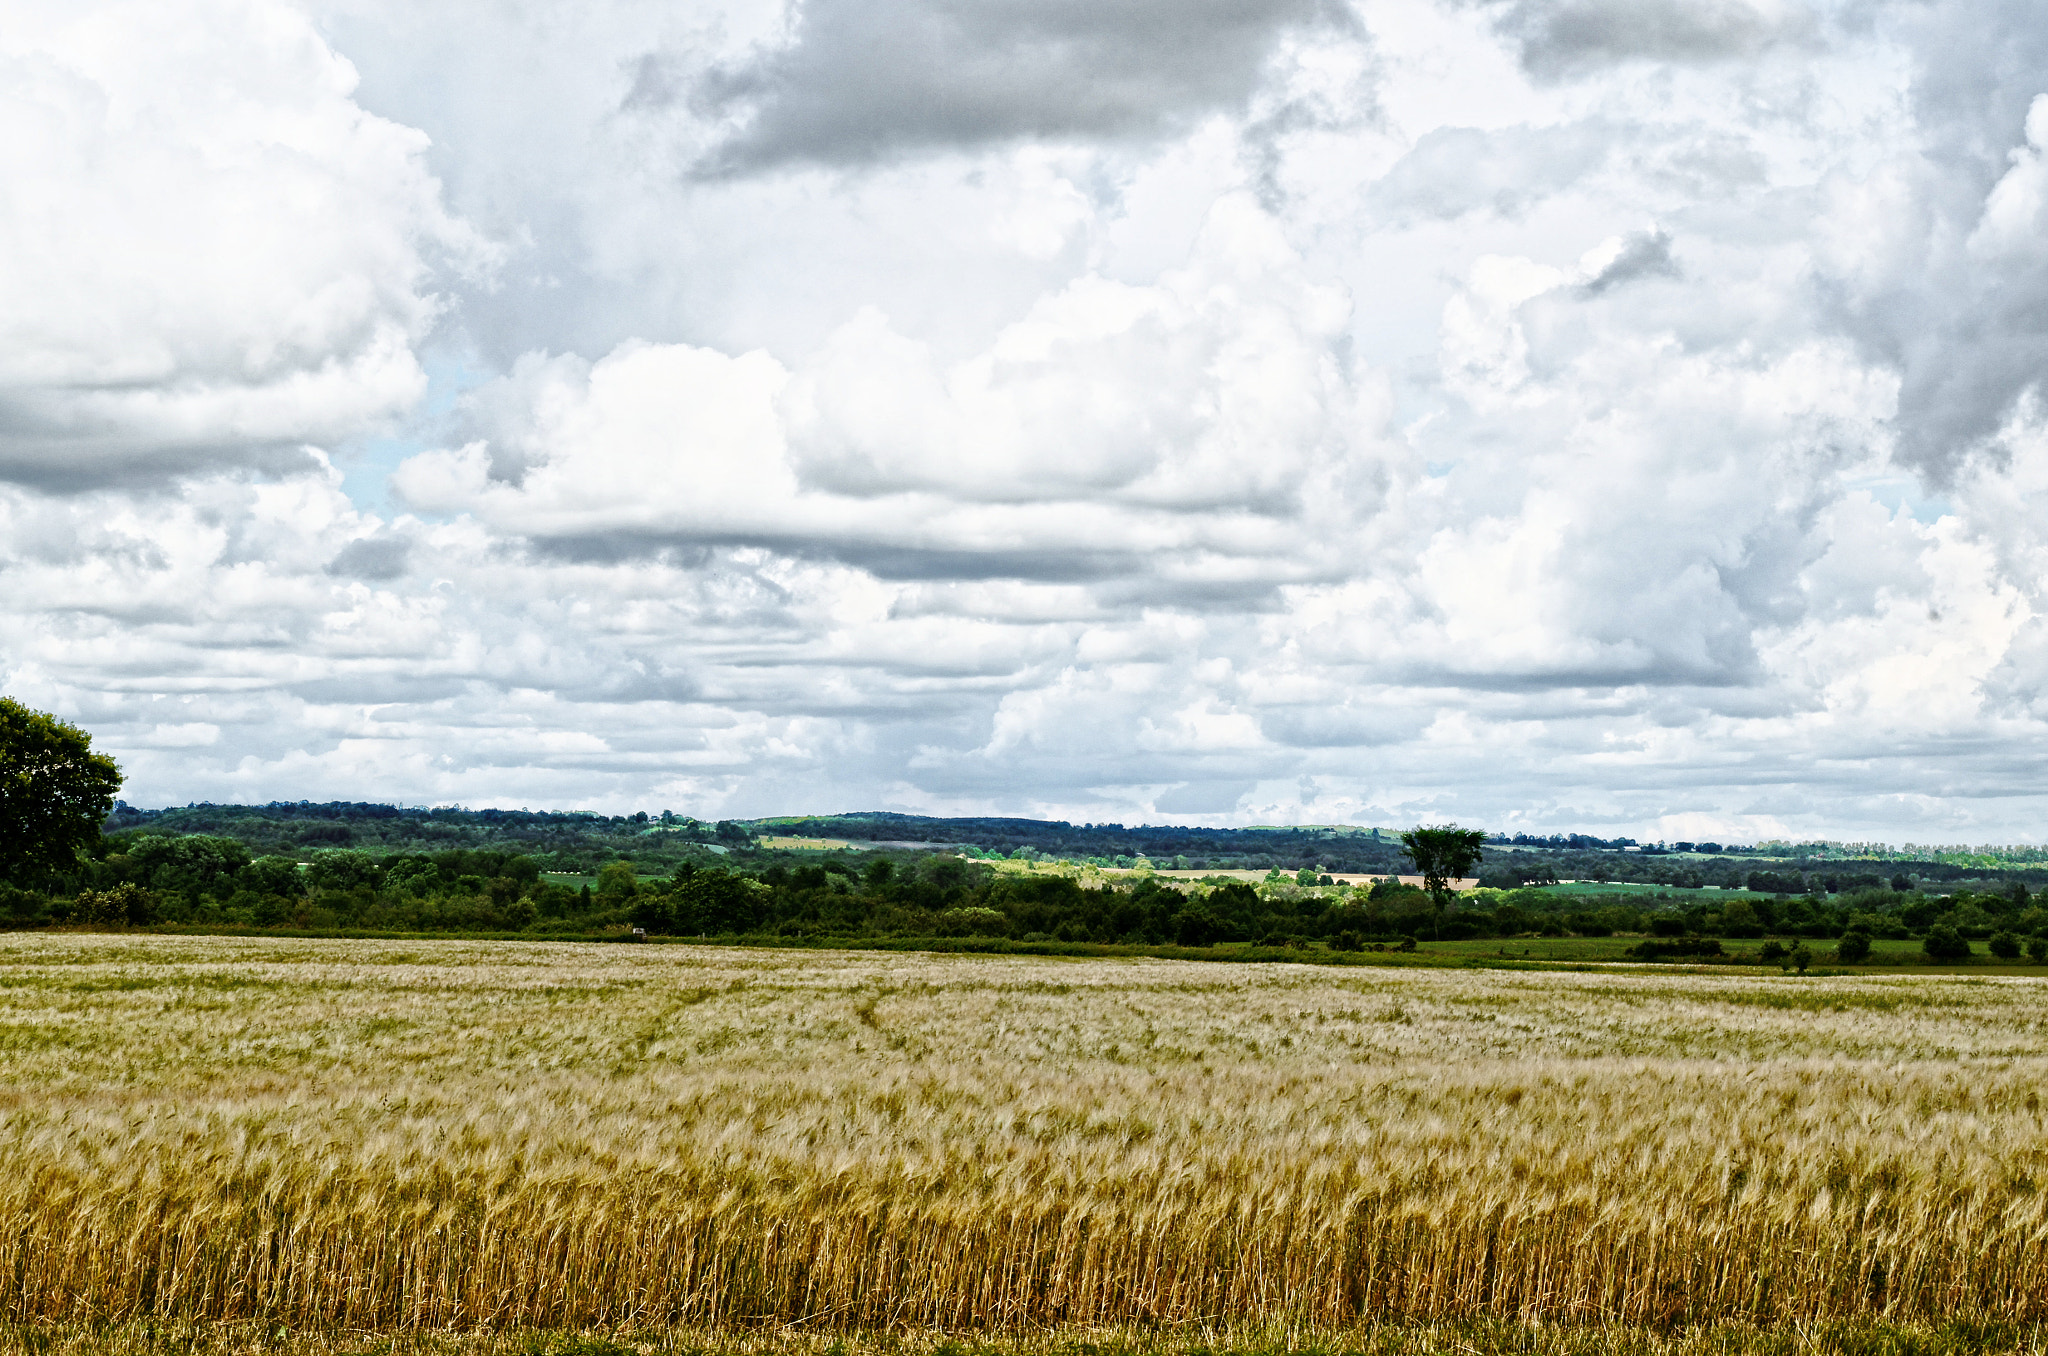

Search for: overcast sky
xmin=9 ymin=0 xmax=2048 ymax=840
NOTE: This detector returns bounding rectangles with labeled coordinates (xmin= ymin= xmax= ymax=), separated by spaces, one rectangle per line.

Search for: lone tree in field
xmin=0 ymin=698 xmax=122 ymax=882
xmin=1400 ymin=824 xmax=1486 ymax=938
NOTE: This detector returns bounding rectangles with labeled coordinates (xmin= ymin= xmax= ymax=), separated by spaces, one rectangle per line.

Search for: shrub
xmin=1624 ymin=936 xmax=1724 ymax=961
xmin=1989 ymin=930 xmax=2022 ymax=960
xmin=1946 ymin=903 xmax=1998 ymax=938
xmin=1835 ymin=930 xmax=1872 ymax=964
xmin=61 ymin=883 xmax=159 ymax=926
xmin=2028 ymin=934 xmax=2048 ymax=963
xmin=936 ymin=906 xmax=1008 ymax=937
xmin=1758 ymin=940 xmax=1787 ymax=966
xmin=0 ymin=885 xmax=47 ymax=923
xmin=1922 ymin=924 xmax=1971 ymax=963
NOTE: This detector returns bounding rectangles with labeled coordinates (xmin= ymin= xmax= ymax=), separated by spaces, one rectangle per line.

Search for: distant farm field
xmin=3 ymin=935 xmax=2047 ymax=1336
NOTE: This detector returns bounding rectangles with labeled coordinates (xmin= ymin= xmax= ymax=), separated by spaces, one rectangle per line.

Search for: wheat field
xmin=2 ymin=934 xmax=2047 ymax=1337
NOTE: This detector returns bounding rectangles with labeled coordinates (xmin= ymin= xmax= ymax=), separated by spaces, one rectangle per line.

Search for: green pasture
xmin=1423 ymin=932 xmax=2048 ymax=973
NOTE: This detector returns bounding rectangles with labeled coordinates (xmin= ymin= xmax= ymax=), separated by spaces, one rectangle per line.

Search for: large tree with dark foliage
xmin=1400 ymin=824 xmax=1486 ymax=935
xmin=0 ymin=698 xmax=123 ymax=880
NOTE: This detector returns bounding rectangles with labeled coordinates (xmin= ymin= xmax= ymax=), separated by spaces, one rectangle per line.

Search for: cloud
xmin=0 ymin=0 xmax=490 ymax=490
xmin=1484 ymin=0 xmax=1816 ymax=80
xmin=21 ymin=0 xmax=2048 ymax=842
xmin=1368 ymin=121 xmax=1614 ymax=223
xmin=1799 ymin=0 xmax=2048 ymax=487
xmin=683 ymin=0 xmax=1361 ymax=172
xmin=395 ymin=196 xmax=1397 ymax=605
xmin=1578 ymin=229 xmax=1680 ymax=294
xmin=325 ymin=533 xmax=413 ymax=581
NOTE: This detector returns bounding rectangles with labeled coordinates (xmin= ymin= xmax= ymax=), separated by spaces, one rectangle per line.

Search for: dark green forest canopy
xmin=101 ymin=802 xmax=1420 ymax=872
xmin=87 ymin=802 xmax=2048 ymax=889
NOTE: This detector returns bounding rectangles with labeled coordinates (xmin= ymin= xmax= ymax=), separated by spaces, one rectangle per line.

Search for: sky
xmin=8 ymin=0 xmax=2048 ymax=841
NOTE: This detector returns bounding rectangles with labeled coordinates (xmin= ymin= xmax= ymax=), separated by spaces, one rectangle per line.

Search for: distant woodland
xmin=1 ymin=801 xmax=2045 ymax=962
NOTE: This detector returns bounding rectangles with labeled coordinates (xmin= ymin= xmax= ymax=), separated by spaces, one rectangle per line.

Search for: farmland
xmin=3 ymin=934 xmax=2047 ymax=1354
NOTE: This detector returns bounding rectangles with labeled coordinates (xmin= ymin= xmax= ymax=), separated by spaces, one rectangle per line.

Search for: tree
xmin=1989 ymin=930 xmax=2022 ymax=961
xmin=0 ymin=698 xmax=122 ymax=881
xmin=1922 ymin=924 xmax=1971 ymax=963
xmin=1399 ymin=825 xmax=1486 ymax=937
xmin=595 ymin=860 xmax=639 ymax=903
xmin=1719 ymin=900 xmax=1765 ymax=938
xmin=306 ymin=849 xmax=381 ymax=893
xmin=1835 ymin=930 xmax=1872 ymax=964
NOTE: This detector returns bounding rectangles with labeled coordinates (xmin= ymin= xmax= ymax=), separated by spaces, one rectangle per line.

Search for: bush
xmin=1835 ymin=930 xmax=1872 ymax=964
xmin=1922 ymin=924 xmax=1971 ymax=963
xmin=1945 ymin=903 xmax=1998 ymax=939
xmin=1989 ymin=930 xmax=2022 ymax=960
xmin=0 ymin=885 xmax=47 ymax=924
xmin=2028 ymin=934 xmax=2048 ymax=963
xmin=60 ymin=883 xmax=159 ymax=926
xmin=1758 ymin=940 xmax=1787 ymax=966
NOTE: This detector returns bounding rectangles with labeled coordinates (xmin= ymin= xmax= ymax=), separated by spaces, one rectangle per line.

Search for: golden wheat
xmin=0 ymin=934 xmax=2044 ymax=1329
xmin=2 ymin=1322 xmax=2046 ymax=1356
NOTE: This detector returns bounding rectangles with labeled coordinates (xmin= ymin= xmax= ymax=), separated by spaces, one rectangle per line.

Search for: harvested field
xmin=2 ymin=934 xmax=2046 ymax=1331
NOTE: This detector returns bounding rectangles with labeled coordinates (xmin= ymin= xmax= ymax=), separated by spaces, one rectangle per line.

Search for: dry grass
xmin=1 ymin=935 xmax=2046 ymax=1331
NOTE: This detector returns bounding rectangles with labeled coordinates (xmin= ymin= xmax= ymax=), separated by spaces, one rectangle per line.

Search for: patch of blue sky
xmin=1848 ymin=474 xmax=1951 ymax=525
xmin=332 ymin=349 xmax=490 ymax=518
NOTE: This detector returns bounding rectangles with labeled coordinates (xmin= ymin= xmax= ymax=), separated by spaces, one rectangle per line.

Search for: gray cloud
xmin=1579 ymin=229 xmax=1680 ymax=295
xmin=1817 ymin=0 xmax=2048 ymax=485
xmin=1153 ymin=780 xmax=1254 ymax=813
xmin=1260 ymin=705 xmax=1421 ymax=748
xmin=1487 ymin=0 xmax=1816 ymax=79
xmin=682 ymin=0 xmax=1359 ymax=172
xmin=325 ymin=535 xmax=413 ymax=582
xmin=0 ymin=422 xmax=325 ymax=495
xmin=526 ymin=532 xmax=1143 ymax=584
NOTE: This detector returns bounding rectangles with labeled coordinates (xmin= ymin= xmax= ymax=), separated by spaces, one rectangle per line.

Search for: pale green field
xmin=1 ymin=934 xmax=2046 ymax=1346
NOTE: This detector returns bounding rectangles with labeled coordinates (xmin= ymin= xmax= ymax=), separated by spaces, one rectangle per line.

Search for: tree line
xmin=7 ymin=830 xmax=2045 ymax=966
xmin=4 ymin=697 xmax=2043 ymax=963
